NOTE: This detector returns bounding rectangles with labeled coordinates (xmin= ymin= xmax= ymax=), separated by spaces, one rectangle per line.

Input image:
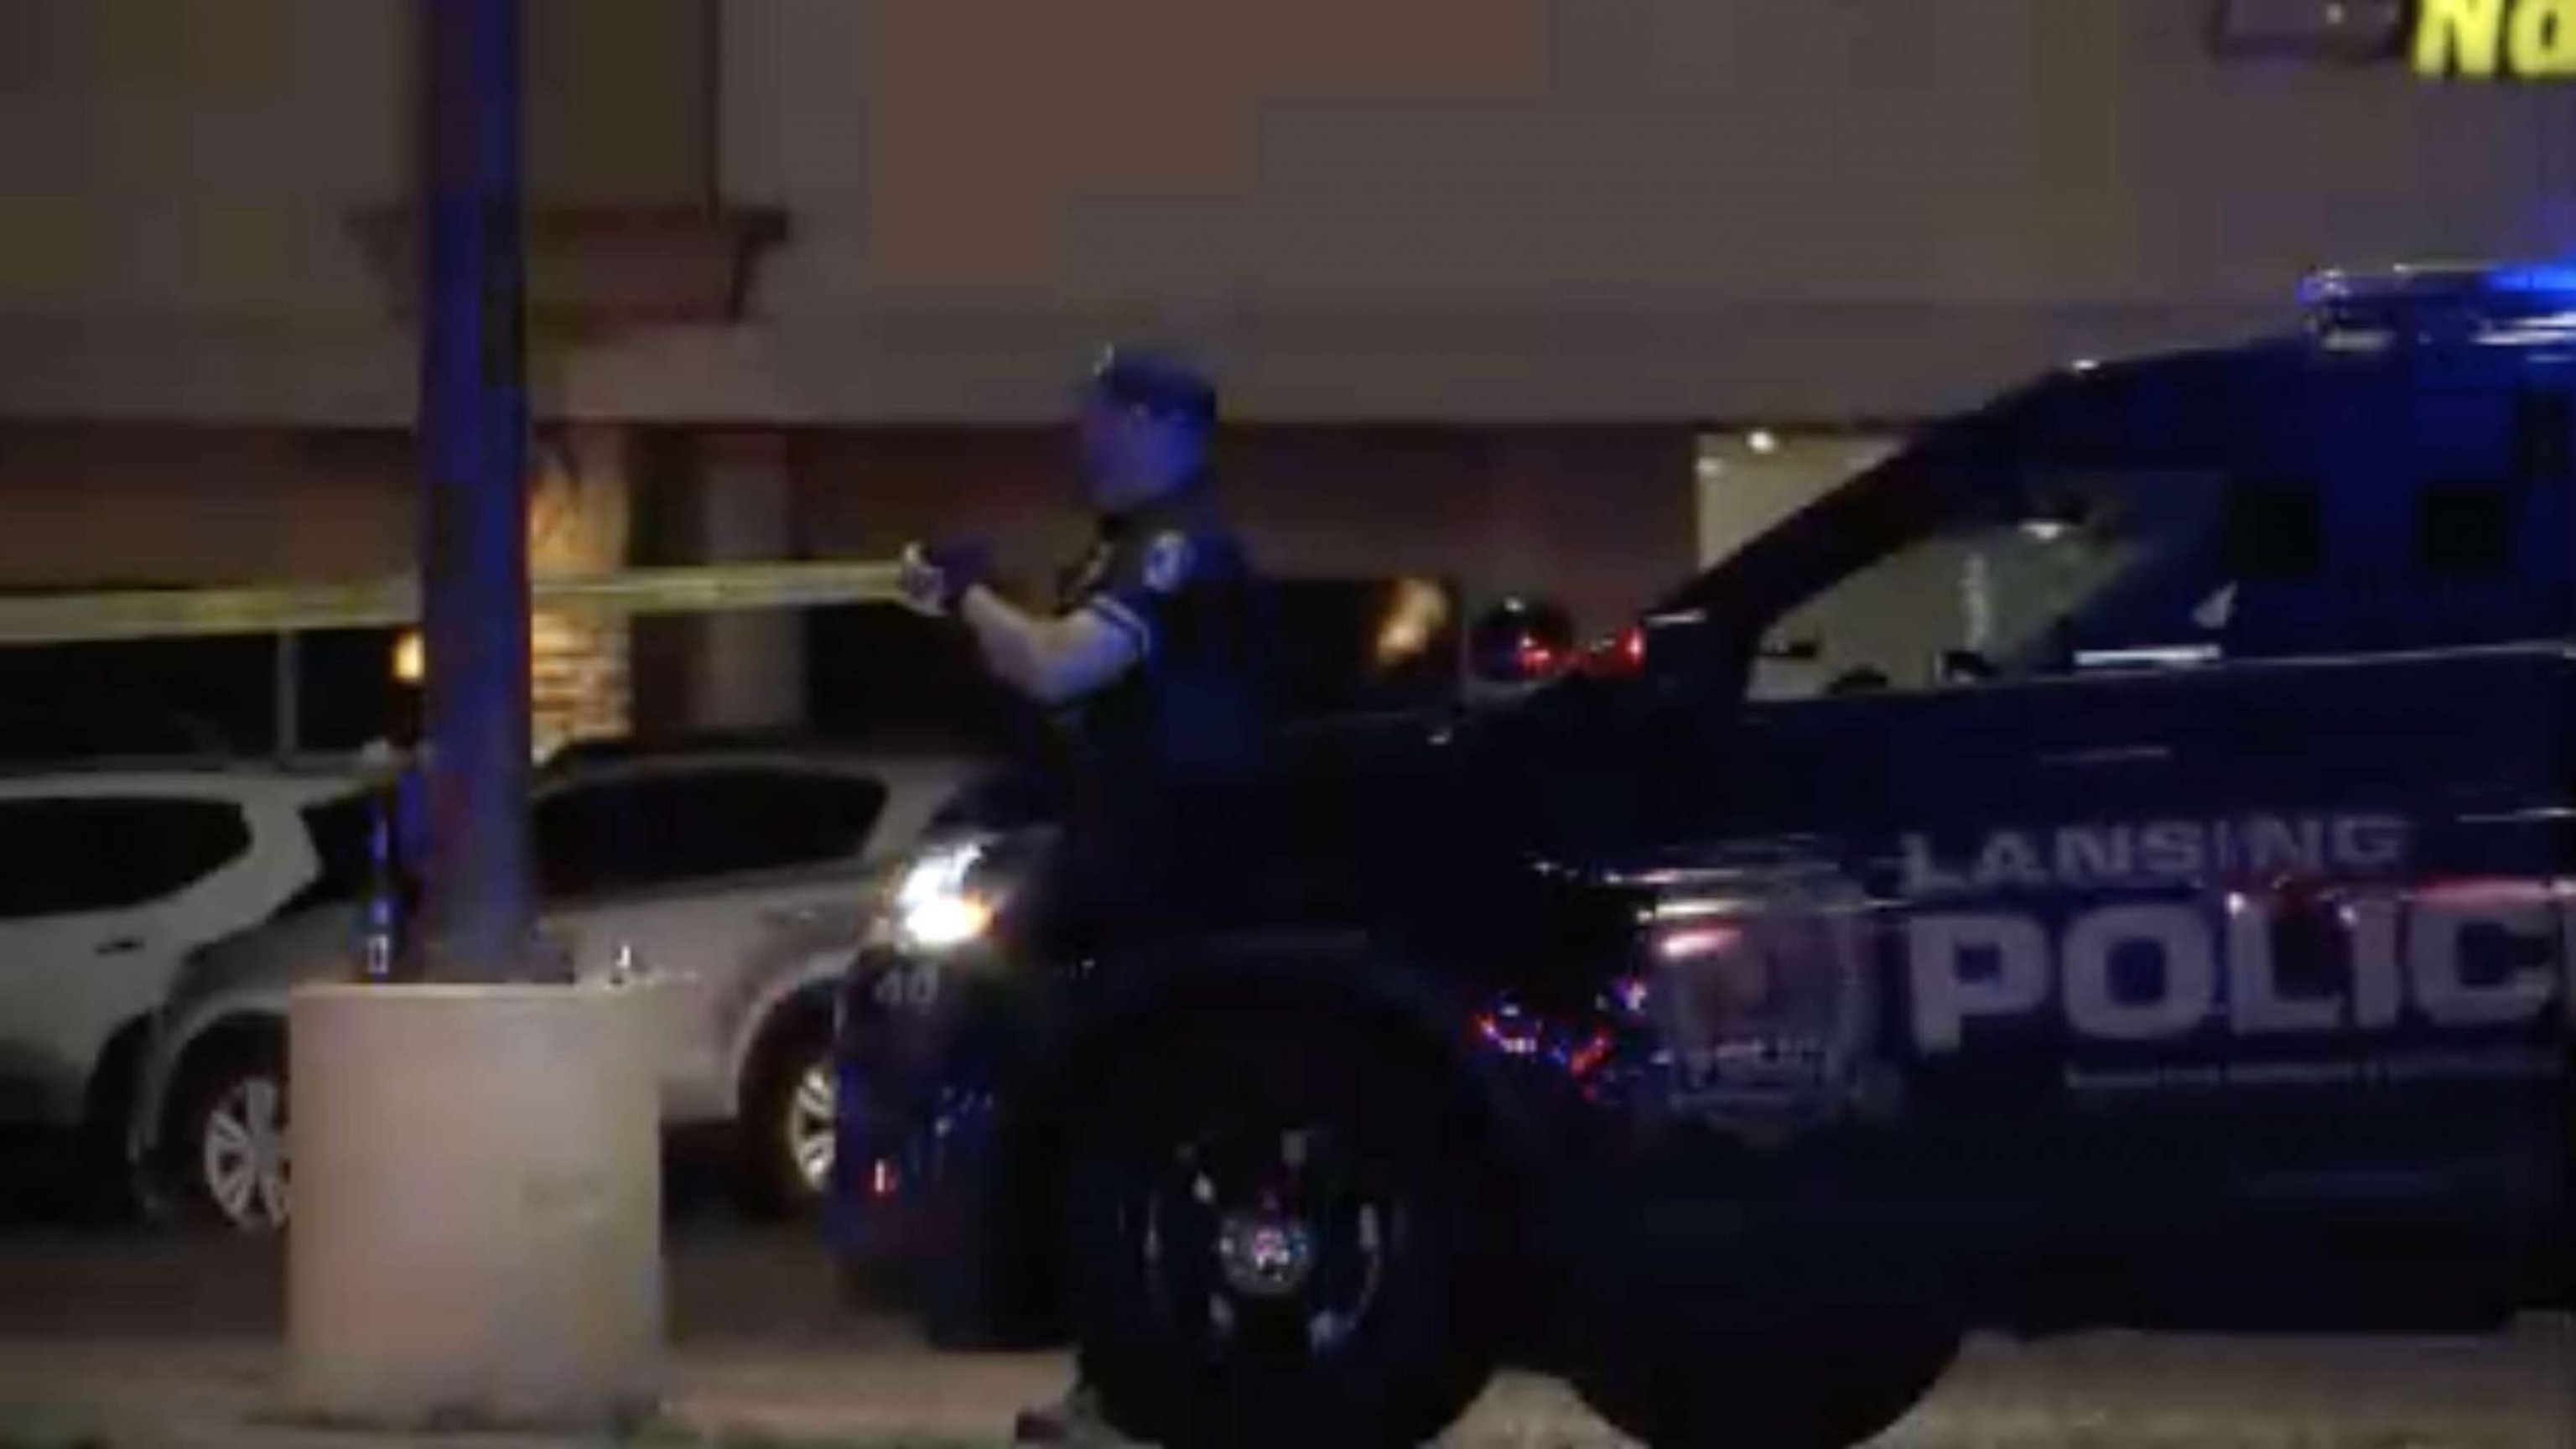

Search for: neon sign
xmin=2209 ymin=0 xmax=2576 ymax=79
xmin=2411 ymin=0 xmax=2576 ymax=78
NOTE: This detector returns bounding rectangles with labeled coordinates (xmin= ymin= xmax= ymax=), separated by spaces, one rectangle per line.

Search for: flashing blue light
xmin=2482 ymin=261 xmax=2576 ymax=299
xmin=2297 ymin=259 xmax=2576 ymax=338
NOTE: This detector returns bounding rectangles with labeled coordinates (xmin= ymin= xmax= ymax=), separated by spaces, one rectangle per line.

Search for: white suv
xmin=0 ymin=764 xmax=373 ymax=1204
xmin=132 ymin=748 xmax=977 ymax=1231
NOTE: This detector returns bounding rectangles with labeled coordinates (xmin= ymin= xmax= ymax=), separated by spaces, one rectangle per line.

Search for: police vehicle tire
xmin=737 ymin=1008 xmax=837 ymax=1219
xmin=166 ymin=1032 xmax=292 ymax=1234
xmin=1571 ymin=1316 xmax=1960 ymax=1449
xmin=1063 ymin=1014 xmax=1499 ymax=1449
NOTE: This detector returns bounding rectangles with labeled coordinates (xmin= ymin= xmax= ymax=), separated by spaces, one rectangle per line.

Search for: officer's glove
xmin=897 ymin=539 xmax=993 ymax=616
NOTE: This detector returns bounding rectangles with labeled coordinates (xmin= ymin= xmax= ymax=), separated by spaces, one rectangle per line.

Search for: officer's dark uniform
xmin=1041 ymin=476 xmax=1270 ymax=942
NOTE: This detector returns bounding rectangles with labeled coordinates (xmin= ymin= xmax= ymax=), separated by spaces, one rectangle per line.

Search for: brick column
xmin=527 ymin=424 xmax=634 ymax=759
xmin=688 ymin=431 xmax=807 ymax=733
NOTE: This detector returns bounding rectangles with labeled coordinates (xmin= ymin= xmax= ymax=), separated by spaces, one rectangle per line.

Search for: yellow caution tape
xmin=0 ymin=560 xmax=906 ymax=646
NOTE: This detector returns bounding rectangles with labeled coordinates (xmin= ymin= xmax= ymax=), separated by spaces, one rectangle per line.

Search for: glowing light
xmin=1474 ymin=1008 xmax=1541 ymax=1057
xmin=1480 ymin=1019 xmax=1533 ymax=1055
xmin=1747 ymin=429 xmax=1780 ymax=455
xmin=1577 ymin=626 xmax=1649 ymax=680
xmin=896 ymin=840 xmax=984 ymax=909
xmin=1566 ymin=1032 xmax=1613 ymax=1079
xmin=1657 ymin=924 xmax=1741 ymax=961
xmin=900 ymin=895 xmax=992 ymax=950
xmin=2485 ymin=262 xmax=2576 ymax=298
xmin=2074 ymin=643 xmax=2224 ymax=672
xmin=889 ymin=839 xmax=997 ymax=950
xmin=392 ymin=630 xmax=425 ymax=684
xmin=2299 ymin=259 xmax=2576 ymax=315
xmin=1376 ymin=618 xmax=1431 ymax=662
xmin=1374 ymin=578 xmax=1452 ymax=666
xmin=2411 ymin=0 xmax=2576 ymax=80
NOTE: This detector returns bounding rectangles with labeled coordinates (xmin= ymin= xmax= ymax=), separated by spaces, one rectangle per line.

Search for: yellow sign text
xmin=2412 ymin=0 xmax=2576 ymax=78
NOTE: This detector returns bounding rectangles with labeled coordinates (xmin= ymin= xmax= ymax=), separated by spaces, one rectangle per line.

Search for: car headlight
xmin=878 ymin=834 xmax=1019 ymax=953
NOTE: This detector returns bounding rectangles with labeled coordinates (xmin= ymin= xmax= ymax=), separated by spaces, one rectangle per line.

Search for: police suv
xmin=833 ymin=263 xmax=2576 ymax=1449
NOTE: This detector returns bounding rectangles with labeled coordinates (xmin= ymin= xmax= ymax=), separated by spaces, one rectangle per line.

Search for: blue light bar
xmin=2483 ymin=261 xmax=2576 ymax=299
xmin=2298 ymin=259 xmax=2576 ymax=340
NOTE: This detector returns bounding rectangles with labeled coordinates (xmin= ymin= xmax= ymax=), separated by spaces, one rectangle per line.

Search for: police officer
xmin=898 ymin=345 xmax=1265 ymax=1446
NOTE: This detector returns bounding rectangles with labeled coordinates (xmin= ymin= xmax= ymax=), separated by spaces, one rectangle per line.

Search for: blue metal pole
xmin=416 ymin=0 xmax=541 ymax=983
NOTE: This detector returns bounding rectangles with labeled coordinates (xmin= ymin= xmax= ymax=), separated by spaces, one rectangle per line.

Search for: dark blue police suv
xmin=833 ymin=262 xmax=2575 ymax=1449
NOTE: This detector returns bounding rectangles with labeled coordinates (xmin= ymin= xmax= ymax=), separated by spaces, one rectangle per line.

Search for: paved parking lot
xmin=0 ymin=1210 xmax=2566 ymax=1449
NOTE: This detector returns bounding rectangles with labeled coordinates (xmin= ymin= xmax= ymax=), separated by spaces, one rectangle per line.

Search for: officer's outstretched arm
xmin=958 ymin=585 xmax=1144 ymax=705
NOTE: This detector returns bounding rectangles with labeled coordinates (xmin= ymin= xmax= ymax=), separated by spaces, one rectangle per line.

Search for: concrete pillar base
xmin=285 ymin=983 xmax=663 ymax=1430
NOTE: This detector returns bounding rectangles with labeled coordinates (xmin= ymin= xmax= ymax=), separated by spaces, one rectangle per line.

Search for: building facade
xmin=1 ymin=0 xmax=2568 ymax=744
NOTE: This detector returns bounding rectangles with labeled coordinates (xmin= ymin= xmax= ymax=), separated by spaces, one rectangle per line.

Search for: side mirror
xmin=1465 ymin=597 xmax=1579 ymax=688
xmin=1935 ymin=648 xmax=1998 ymax=685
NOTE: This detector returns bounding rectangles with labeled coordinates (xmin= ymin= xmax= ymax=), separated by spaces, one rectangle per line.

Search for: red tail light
xmin=1579 ymin=626 xmax=1648 ymax=679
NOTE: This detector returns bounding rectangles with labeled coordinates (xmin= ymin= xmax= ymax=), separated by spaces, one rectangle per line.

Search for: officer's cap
xmin=1087 ymin=345 xmax=1218 ymax=429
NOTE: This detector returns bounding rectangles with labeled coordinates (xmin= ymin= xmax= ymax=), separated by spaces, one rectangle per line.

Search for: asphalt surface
xmin=0 ymin=1208 xmax=2567 ymax=1449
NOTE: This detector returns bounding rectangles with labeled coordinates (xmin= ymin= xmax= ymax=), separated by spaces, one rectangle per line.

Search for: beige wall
xmin=3 ymin=3 xmax=2571 ymax=424
xmin=0 ymin=426 xmax=409 ymax=585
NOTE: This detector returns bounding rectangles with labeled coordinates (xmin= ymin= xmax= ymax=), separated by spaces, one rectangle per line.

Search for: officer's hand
xmin=896 ymin=539 xmax=993 ymax=615
xmin=896 ymin=544 xmax=947 ymax=616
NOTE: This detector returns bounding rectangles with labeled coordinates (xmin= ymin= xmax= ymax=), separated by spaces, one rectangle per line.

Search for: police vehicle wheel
xmin=738 ymin=1010 xmax=836 ymax=1218
xmin=1572 ymin=1316 xmax=1959 ymax=1449
xmin=168 ymin=1037 xmax=292 ymax=1233
xmin=1064 ymin=1017 xmax=1498 ymax=1449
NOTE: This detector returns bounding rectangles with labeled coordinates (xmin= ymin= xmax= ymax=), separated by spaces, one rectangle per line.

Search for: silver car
xmin=129 ymin=747 xmax=979 ymax=1231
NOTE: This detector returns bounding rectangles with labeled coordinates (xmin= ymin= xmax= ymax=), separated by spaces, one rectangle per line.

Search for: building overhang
xmin=348 ymin=205 xmax=791 ymax=337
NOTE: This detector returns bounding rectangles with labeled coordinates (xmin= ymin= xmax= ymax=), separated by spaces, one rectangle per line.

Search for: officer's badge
xmin=1142 ymin=532 xmax=1194 ymax=595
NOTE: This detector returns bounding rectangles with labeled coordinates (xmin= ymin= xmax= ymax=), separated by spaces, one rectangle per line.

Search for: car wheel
xmin=1064 ymin=1014 xmax=1498 ymax=1449
xmin=1571 ymin=1317 xmax=1961 ymax=1449
xmin=169 ymin=1041 xmax=291 ymax=1233
xmin=738 ymin=1011 xmax=836 ymax=1218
